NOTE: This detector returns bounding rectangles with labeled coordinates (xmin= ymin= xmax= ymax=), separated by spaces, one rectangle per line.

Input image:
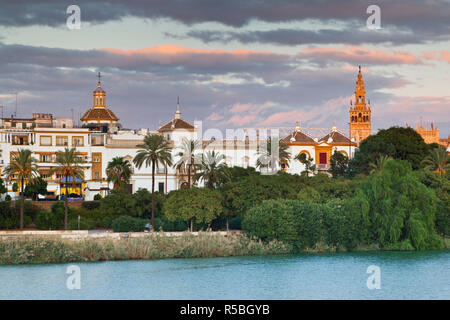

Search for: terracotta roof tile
xmin=319 ymin=130 xmax=352 ymax=143
xmin=81 ymin=108 xmax=119 ymax=121
xmin=282 ymin=130 xmax=316 ymax=144
xmin=158 ymin=118 xmax=195 ymax=131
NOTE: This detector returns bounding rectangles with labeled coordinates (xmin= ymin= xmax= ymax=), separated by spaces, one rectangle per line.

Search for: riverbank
xmin=0 ymin=232 xmax=448 ymax=265
xmin=0 ymin=232 xmax=291 ymax=265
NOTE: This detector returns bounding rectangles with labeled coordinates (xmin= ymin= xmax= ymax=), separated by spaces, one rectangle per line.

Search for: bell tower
xmin=93 ymin=72 xmax=106 ymax=108
xmin=350 ymin=66 xmax=371 ymax=143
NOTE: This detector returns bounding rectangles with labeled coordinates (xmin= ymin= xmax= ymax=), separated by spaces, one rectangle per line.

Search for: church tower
xmin=349 ymin=66 xmax=371 ymax=143
xmin=81 ymin=72 xmax=119 ymax=125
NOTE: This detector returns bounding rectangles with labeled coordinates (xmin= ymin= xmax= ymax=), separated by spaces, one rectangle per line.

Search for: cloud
xmin=297 ymin=46 xmax=422 ymax=65
xmin=423 ymin=50 xmax=450 ymax=63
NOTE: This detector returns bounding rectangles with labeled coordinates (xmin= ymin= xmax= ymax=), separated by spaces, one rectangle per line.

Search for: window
xmin=56 ymin=136 xmax=68 ymax=146
xmin=40 ymin=136 xmax=52 ymax=146
xmin=93 ymin=155 xmax=101 ymax=162
xmin=94 ymin=172 xmax=100 ymax=180
xmin=72 ymin=136 xmax=84 ymax=146
xmin=40 ymin=154 xmax=52 ymax=163
xmin=158 ymin=182 xmax=164 ymax=193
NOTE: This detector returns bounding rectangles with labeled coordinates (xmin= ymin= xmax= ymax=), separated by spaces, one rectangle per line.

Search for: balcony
xmin=317 ymin=164 xmax=329 ymax=170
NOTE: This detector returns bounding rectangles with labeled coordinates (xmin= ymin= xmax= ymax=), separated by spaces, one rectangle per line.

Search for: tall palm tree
xmin=53 ymin=148 xmax=85 ymax=230
xmin=256 ymin=138 xmax=290 ymax=173
xmin=174 ymin=138 xmax=201 ymax=188
xmin=422 ymin=146 xmax=449 ymax=176
xmin=195 ymin=150 xmax=230 ymax=189
xmin=369 ymin=154 xmax=393 ymax=174
xmin=133 ymin=133 xmax=173 ymax=228
xmin=106 ymin=156 xmax=132 ymax=189
xmin=3 ymin=149 xmax=38 ymax=230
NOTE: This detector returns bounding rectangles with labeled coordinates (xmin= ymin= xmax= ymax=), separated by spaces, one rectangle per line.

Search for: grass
xmin=0 ymin=232 xmax=292 ymax=265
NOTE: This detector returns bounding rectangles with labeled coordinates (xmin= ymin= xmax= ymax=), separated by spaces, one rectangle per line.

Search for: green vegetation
xmin=0 ymin=233 xmax=290 ymax=265
xmin=0 ymin=126 xmax=448 ymax=255
xmin=106 ymin=156 xmax=132 ymax=189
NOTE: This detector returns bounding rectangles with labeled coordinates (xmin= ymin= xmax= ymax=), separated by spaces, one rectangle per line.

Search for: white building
xmin=0 ymin=76 xmax=358 ymax=200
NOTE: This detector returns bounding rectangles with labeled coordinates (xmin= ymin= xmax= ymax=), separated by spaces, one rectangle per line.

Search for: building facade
xmin=0 ymin=71 xmax=365 ymax=200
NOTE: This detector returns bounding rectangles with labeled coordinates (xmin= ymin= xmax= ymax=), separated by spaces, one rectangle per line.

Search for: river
xmin=0 ymin=250 xmax=448 ymax=299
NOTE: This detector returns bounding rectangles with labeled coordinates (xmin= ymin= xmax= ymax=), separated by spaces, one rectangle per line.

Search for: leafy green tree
xmin=24 ymin=177 xmax=48 ymax=200
xmin=106 ymin=156 xmax=132 ymax=189
xmin=53 ymin=148 xmax=85 ymax=230
xmin=163 ymin=187 xmax=223 ymax=231
xmin=421 ymin=146 xmax=449 ymax=176
xmin=195 ymin=150 xmax=230 ymax=189
xmin=348 ymin=126 xmax=432 ymax=175
xmin=174 ymin=138 xmax=201 ymax=188
xmin=295 ymin=152 xmax=316 ymax=177
xmin=362 ymin=159 xmax=442 ymax=250
xmin=3 ymin=149 xmax=39 ymax=230
xmin=329 ymin=150 xmax=348 ymax=178
xmin=134 ymin=188 xmax=165 ymax=219
xmin=133 ymin=133 xmax=173 ymax=228
xmin=0 ymin=178 xmax=7 ymax=196
xmin=100 ymin=189 xmax=137 ymax=218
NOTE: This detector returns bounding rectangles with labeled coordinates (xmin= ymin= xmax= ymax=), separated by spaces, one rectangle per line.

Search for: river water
xmin=0 ymin=250 xmax=448 ymax=299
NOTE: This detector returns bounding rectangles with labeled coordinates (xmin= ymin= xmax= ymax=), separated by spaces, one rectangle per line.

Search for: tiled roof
xmin=282 ymin=130 xmax=316 ymax=144
xmin=81 ymin=108 xmax=119 ymax=121
xmin=319 ymin=130 xmax=352 ymax=143
xmin=158 ymin=118 xmax=195 ymax=131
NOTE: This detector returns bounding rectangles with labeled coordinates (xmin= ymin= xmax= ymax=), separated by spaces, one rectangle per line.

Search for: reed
xmin=0 ymin=232 xmax=292 ymax=265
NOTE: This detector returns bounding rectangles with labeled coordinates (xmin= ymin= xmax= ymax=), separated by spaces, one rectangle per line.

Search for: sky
xmin=0 ymin=0 xmax=449 ymax=137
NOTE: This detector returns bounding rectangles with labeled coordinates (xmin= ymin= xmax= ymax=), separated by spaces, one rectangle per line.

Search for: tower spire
xmin=175 ymin=96 xmax=181 ymax=119
xmin=97 ymin=72 xmax=102 ymax=87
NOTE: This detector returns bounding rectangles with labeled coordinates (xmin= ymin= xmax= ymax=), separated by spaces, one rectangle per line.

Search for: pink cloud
xmin=206 ymin=112 xmax=224 ymax=121
xmin=298 ymin=46 xmax=422 ymax=65
xmin=101 ymin=44 xmax=287 ymax=67
xmin=423 ymin=50 xmax=450 ymax=63
xmin=227 ymin=114 xmax=258 ymax=126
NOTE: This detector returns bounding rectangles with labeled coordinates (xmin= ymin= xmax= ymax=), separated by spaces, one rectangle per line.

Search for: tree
xmin=3 ymin=149 xmax=38 ymax=230
xmin=174 ymin=138 xmax=201 ymax=188
xmin=0 ymin=178 xmax=7 ymax=197
xmin=362 ymin=159 xmax=442 ymax=250
xmin=256 ymin=138 xmax=291 ymax=173
xmin=53 ymin=148 xmax=85 ymax=230
xmin=368 ymin=154 xmax=393 ymax=174
xmin=348 ymin=126 xmax=432 ymax=175
xmin=421 ymin=146 xmax=449 ymax=176
xmin=24 ymin=176 xmax=48 ymax=200
xmin=106 ymin=156 xmax=132 ymax=189
xmin=163 ymin=187 xmax=223 ymax=231
xmin=195 ymin=150 xmax=230 ymax=189
xmin=295 ymin=152 xmax=316 ymax=177
xmin=100 ymin=188 xmax=137 ymax=218
xmin=133 ymin=133 xmax=173 ymax=229
xmin=329 ymin=150 xmax=348 ymax=178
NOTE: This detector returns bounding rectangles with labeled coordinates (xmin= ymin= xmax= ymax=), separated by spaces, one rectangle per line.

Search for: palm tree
xmin=295 ymin=152 xmax=316 ymax=177
xmin=195 ymin=150 xmax=230 ymax=189
xmin=422 ymin=146 xmax=449 ymax=176
xmin=174 ymin=138 xmax=201 ymax=188
xmin=256 ymin=138 xmax=290 ymax=173
xmin=369 ymin=154 xmax=393 ymax=174
xmin=133 ymin=134 xmax=173 ymax=228
xmin=53 ymin=148 xmax=85 ymax=230
xmin=3 ymin=149 xmax=38 ymax=230
xmin=106 ymin=157 xmax=132 ymax=189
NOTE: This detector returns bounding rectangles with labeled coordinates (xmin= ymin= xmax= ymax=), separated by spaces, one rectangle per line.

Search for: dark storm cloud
xmin=182 ymin=26 xmax=439 ymax=46
xmin=1 ymin=0 xmax=449 ymax=44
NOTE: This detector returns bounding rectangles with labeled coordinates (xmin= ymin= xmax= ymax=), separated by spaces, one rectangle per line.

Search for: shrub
xmin=112 ymin=216 xmax=146 ymax=232
xmin=35 ymin=210 xmax=64 ymax=230
xmin=93 ymin=194 xmax=102 ymax=201
xmin=82 ymin=201 xmax=101 ymax=210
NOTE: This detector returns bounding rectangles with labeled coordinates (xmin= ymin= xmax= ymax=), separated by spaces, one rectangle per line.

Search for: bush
xmin=35 ymin=210 xmax=64 ymax=230
xmin=68 ymin=217 xmax=96 ymax=230
xmin=229 ymin=216 xmax=242 ymax=230
xmin=81 ymin=201 xmax=101 ymax=210
xmin=112 ymin=216 xmax=146 ymax=232
xmin=93 ymin=194 xmax=102 ymax=201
